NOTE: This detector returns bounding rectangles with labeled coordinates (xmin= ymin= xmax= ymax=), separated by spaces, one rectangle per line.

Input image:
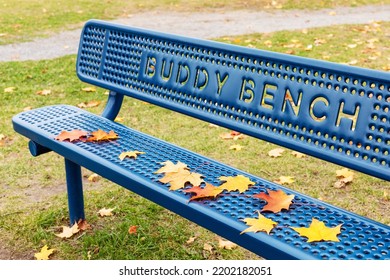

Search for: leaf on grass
xmin=87 ymin=129 xmax=118 ymax=142
xmin=154 ymin=161 xmax=188 ymax=174
xmin=77 ymin=219 xmax=92 ymax=231
xmin=334 ymin=168 xmax=354 ymax=188
xmin=34 ymin=245 xmax=55 ymax=260
xmin=0 ymin=134 xmax=9 ymax=146
xmin=268 ymin=148 xmax=285 ymax=158
xmin=36 ymin=89 xmax=51 ymax=96
xmin=240 ymin=211 xmax=277 ymax=235
xmin=88 ymin=173 xmax=100 ymax=182
xmin=218 ymin=175 xmax=255 ymax=193
xmin=77 ymin=100 xmax=101 ymax=108
xmin=128 ymin=225 xmax=138 ymax=235
xmin=55 ymin=129 xmax=89 ymax=142
xmin=220 ymin=130 xmax=246 ymax=140
xmin=98 ymin=207 xmax=115 ymax=217
xmin=291 ymin=151 xmax=306 ymax=158
xmin=203 ymin=243 xmax=214 ymax=253
xmin=184 ymin=183 xmax=223 ymax=201
xmin=119 ymin=150 xmax=145 ymax=160
xmin=159 ymin=169 xmax=204 ymax=191
xmin=254 ymin=189 xmax=295 ymax=213
xmin=229 ymin=144 xmax=243 ymax=151
xmin=291 ymin=218 xmax=342 ymax=242
xmin=186 ymin=236 xmax=197 ymax=245
xmin=217 ymin=237 xmax=237 ymax=250
xmin=273 ymin=176 xmax=295 ymax=185
xmin=4 ymin=87 xmax=16 ymax=93
xmin=55 ymin=223 xmax=80 ymax=239
xmin=82 ymin=87 xmax=96 ymax=92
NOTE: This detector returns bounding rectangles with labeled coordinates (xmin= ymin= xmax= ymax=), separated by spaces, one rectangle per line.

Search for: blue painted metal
xmin=101 ymin=91 xmax=124 ymax=120
xmin=28 ymin=140 xmax=51 ymax=157
xmin=65 ymin=158 xmax=85 ymax=224
xmin=11 ymin=20 xmax=390 ymax=259
xmin=77 ymin=20 xmax=390 ymax=182
xmin=12 ymin=105 xmax=390 ymax=259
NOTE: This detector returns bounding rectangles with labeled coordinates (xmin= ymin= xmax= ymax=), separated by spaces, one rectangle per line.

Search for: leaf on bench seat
xmin=159 ymin=169 xmax=204 ymax=191
xmin=240 ymin=211 xmax=277 ymax=235
xmin=291 ymin=218 xmax=342 ymax=242
xmin=253 ymin=189 xmax=295 ymax=213
xmin=86 ymin=129 xmax=119 ymax=142
xmin=218 ymin=175 xmax=255 ymax=193
xmin=55 ymin=129 xmax=89 ymax=142
xmin=184 ymin=183 xmax=223 ymax=201
xmin=154 ymin=161 xmax=189 ymax=174
xmin=119 ymin=150 xmax=145 ymax=160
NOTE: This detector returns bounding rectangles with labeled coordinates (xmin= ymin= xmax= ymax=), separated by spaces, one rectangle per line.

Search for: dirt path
xmin=1 ymin=4 xmax=389 ymax=62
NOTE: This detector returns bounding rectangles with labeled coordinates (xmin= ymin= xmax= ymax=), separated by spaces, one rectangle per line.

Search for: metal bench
xmin=12 ymin=20 xmax=390 ymax=260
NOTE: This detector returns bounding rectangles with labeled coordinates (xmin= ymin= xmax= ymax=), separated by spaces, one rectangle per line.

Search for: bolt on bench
xmin=12 ymin=20 xmax=390 ymax=260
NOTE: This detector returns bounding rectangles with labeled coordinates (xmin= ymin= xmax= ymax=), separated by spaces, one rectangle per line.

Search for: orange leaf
xmin=128 ymin=225 xmax=137 ymax=235
xmin=55 ymin=129 xmax=89 ymax=142
xmin=291 ymin=218 xmax=342 ymax=242
xmin=254 ymin=189 xmax=295 ymax=213
xmin=159 ymin=169 xmax=204 ymax=191
xmin=184 ymin=183 xmax=223 ymax=201
xmin=77 ymin=219 xmax=92 ymax=231
xmin=220 ymin=130 xmax=246 ymax=140
xmin=87 ymin=129 xmax=118 ymax=142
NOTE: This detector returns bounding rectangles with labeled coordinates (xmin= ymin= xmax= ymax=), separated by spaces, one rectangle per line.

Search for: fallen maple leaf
xmin=159 ymin=169 xmax=204 ymax=191
xmin=88 ymin=173 xmax=100 ymax=182
xmin=98 ymin=207 xmax=115 ymax=217
xmin=34 ymin=245 xmax=55 ymax=260
xmin=229 ymin=144 xmax=243 ymax=151
xmin=291 ymin=218 xmax=342 ymax=242
xmin=220 ymin=130 xmax=246 ymax=140
xmin=155 ymin=161 xmax=188 ymax=174
xmin=291 ymin=151 xmax=306 ymax=158
xmin=55 ymin=129 xmax=89 ymax=142
xmin=254 ymin=189 xmax=295 ymax=213
xmin=336 ymin=168 xmax=354 ymax=179
xmin=218 ymin=175 xmax=255 ymax=193
xmin=273 ymin=176 xmax=295 ymax=185
xmin=240 ymin=211 xmax=277 ymax=235
xmin=186 ymin=236 xmax=197 ymax=245
xmin=87 ymin=129 xmax=118 ymax=142
xmin=55 ymin=223 xmax=80 ymax=239
xmin=36 ymin=89 xmax=51 ymax=96
xmin=77 ymin=100 xmax=101 ymax=108
xmin=82 ymin=87 xmax=96 ymax=92
xmin=119 ymin=150 xmax=145 ymax=160
xmin=217 ymin=237 xmax=237 ymax=250
xmin=4 ymin=86 xmax=16 ymax=93
xmin=268 ymin=148 xmax=285 ymax=158
xmin=334 ymin=168 xmax=354 ymax=188
xmin=77 ymin=219 xmax=92 ymax=231
xmin=128 ymin=225 xmax=137 ymax=235
xmin=184 ymin=183 xmax=223 ymax=201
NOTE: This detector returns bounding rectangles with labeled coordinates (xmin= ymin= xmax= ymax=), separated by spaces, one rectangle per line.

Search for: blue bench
xmin=12 ymin=20 xmax=390 ymax=260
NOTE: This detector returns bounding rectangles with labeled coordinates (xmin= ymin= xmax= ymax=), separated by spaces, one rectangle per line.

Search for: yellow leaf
xmin=186 ymin=236 xmax=197 ymax=245
xmin=218 ymin=174 xmax=255 ymax=193
xmin=336 ymin=168 xmax=354 ymax=179
xmin=98 ymin=207 xmax=115 ymax=217
xmin=55 ymin=223 xmax=80 ymax=239
xmin=88 ymin=173 xmax=100 ymax=182
xmin=268 ymin=148 xmax=284 ymax=158
xmin=240 ymin=211 xmax=277 ymax=235
xmin=36 ymin=89 xmax=51 ymax=96
xmin=217 ymin=237 xmax=237 ymax=250
xmin=159 ymin=169 xmax=204 ymax=191
xmin=229 ymin=144 xmax=243 ymax=151
xmin=155 ymin=161 xmax=188 ymax=174
xmin=34 ymin=245 xmax=55 ymax=260
xmin=274 ymin=176 xmax=295 ymax=185
xmin=119 ymin=150 xmax=145 ymax=160
xmin=77 ymin=100 xmax=101 ymax=108
xmin=4 ymin=87 xmax=16 ymax=93
xmin=82 ymin=87 xmax=96 ymax=92
xmin=203 ymin=243 xmax=214 ymax=253
xmin=291 ymin=151 xmax=306 ymax=158
xmin=291 ymin=218 xmax=342 ymax=242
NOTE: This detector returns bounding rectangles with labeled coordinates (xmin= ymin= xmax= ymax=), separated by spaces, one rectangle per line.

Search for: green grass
xmin=1 ymin=0 xmax=389 ymax=44
xmin=0 ymin=22 xmax=389 ymax=260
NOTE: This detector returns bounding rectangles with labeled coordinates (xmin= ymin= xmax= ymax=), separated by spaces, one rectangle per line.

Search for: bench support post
xmin=65 ymin=159 xmax=85 ymax=225
xmin=101 ymin=91 xmax=124 ymax=121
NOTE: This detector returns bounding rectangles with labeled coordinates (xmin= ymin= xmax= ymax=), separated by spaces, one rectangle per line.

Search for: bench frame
xmin=13 ymin=20 xmax=390 ymax=260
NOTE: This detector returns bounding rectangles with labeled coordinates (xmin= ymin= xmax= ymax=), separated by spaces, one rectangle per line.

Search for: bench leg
xmin=64 ymin=159 xmax=85 ymax=225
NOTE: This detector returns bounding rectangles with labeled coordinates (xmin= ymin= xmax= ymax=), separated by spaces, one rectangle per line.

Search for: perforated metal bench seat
xmin=12 ymin=105 xmax=390 ymax=260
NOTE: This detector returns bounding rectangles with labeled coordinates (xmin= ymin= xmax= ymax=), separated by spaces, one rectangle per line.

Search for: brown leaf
xmin=86 ymin=129 xmax=118 ymax=142
xmin=184 ymin=183 xmax=223 ymax=201
xmin=77 ymin=219 xmax=92 ymax=231
xmin=55 ymin=129 xmax=89 ymax=142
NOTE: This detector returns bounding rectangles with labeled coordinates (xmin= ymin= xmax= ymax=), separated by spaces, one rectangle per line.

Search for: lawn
xmin=0 ymin=20 xmax=389 ymax=259
xmin=1 ymin=0 xmax=389 ymax=44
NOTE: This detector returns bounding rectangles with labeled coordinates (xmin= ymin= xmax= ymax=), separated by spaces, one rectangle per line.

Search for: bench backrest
xmin=76 ymin=20 xmax=390 ymax=182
